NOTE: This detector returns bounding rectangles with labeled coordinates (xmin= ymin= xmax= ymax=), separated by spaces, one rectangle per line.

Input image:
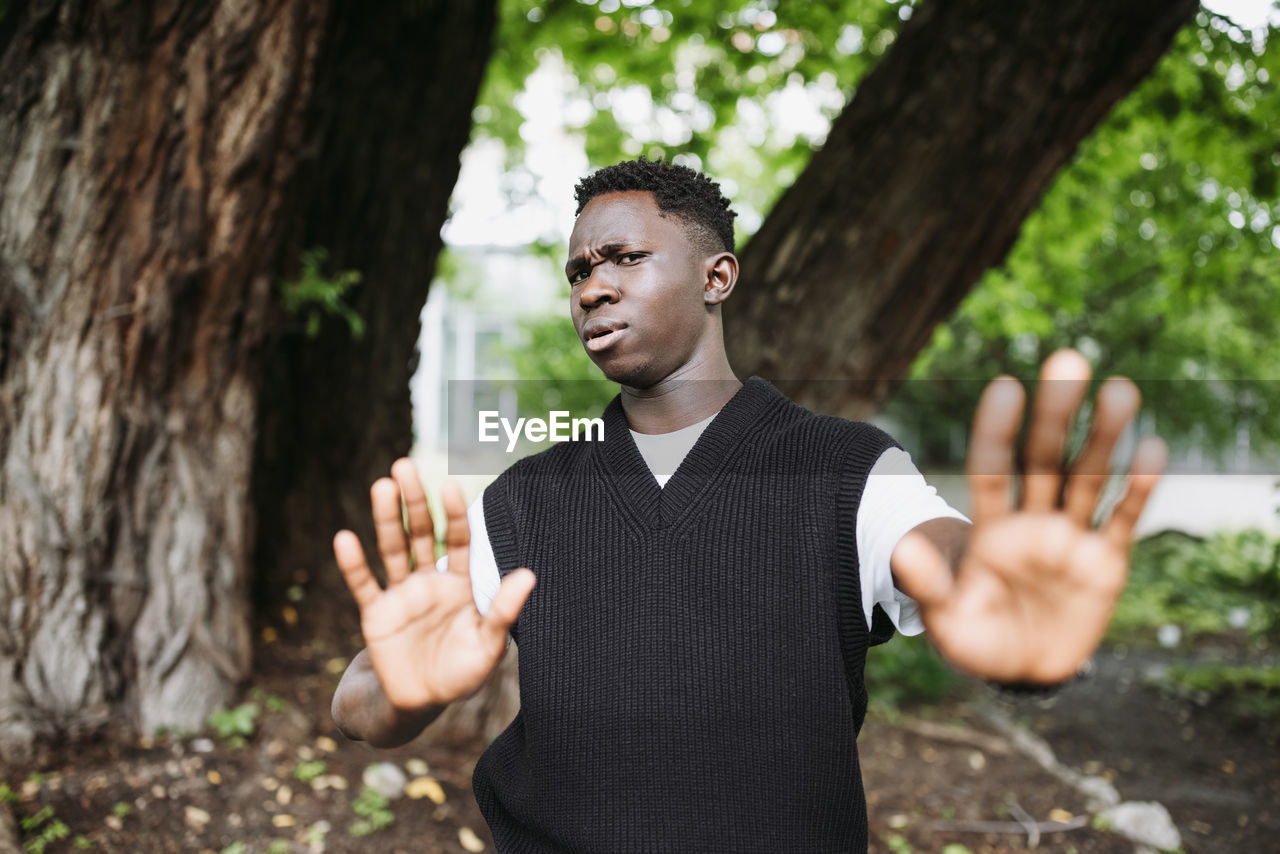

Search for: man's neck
xmin=620 ymin=358 xmax=741 ymax=434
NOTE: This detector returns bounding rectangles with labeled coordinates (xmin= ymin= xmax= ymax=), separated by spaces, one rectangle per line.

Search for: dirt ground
xmin=4 ymin=622 xmax=1276 ymax=854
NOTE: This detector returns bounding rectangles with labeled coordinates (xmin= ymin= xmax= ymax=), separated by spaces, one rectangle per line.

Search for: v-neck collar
xmin=594 ymin=376 xmax=784 ymax=530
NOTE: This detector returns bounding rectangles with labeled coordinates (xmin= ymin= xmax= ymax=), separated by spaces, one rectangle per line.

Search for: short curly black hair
xmin=573 ymin=157 xmax=737 ymax=254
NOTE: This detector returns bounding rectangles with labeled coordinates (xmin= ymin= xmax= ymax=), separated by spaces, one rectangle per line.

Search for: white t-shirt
xmin=440 ymin=415 xmax=969 ymax=636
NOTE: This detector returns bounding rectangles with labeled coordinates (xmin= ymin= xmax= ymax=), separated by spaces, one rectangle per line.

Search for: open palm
xmin=892 ymin=350 xmax=1167 ymax=683
xmin=333 ymin=460 xmax=535 ymax=711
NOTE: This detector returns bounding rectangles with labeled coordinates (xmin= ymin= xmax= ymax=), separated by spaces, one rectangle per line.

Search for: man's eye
xmin=569 ymin=270 xmax=588 ymax=284
xmin=618 ymin=253 xmax=644 ymax=264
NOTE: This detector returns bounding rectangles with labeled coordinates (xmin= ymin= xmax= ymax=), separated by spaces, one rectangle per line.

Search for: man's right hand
xmin=332 ymin=458 xmax=535 ymax=736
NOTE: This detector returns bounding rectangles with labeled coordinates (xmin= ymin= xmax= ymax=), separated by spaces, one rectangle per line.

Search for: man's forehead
xmin=569 ymin=190 xmax=674 ymax=249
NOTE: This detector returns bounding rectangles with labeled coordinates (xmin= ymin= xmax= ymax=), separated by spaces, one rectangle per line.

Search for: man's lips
xmin=581 ymin=319 xmax=628 ymax=353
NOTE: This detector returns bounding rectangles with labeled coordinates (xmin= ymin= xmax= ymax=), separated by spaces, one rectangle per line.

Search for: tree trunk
xmin=727 ymin=0 xmax=1198 ymax=418
xmin=0 ymin=0 xmax=493 ymax=758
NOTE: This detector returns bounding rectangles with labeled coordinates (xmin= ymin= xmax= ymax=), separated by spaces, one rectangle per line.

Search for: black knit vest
xmin=473 ymin=377 xmax=899 ymax=853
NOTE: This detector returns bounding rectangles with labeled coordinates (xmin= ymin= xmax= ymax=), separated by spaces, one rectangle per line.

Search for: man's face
xmin=566 ymin=191 xmax=711 ymax=388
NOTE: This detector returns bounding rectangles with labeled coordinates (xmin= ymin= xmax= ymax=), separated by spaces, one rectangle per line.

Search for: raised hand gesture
xmin=891 ymin=349 xmax=1168 ymax=684
xmin=333 ymin=459 xmax=535 ymax=722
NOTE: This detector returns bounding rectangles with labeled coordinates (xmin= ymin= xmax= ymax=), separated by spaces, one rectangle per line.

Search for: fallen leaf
xmin=1048 ymin=808 xmax=1074 ymax=823
xmin=207 ymin=770 xmax=222 ymax=785
xmin=458 ymin=826 xmax=486 ymax=852
xmin=406 ymin=777 xmax=446 ymax=804
xmin=272 ymin=814 xmax=296 ymax=828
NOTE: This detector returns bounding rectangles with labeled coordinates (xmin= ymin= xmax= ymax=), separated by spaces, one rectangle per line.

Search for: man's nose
xmin=578 ymin=266 xmax=620 ymax=308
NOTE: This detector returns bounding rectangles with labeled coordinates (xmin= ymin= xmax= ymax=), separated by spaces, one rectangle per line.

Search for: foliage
xmin=18 ymin=806 xmax=69 ymax=854
xmin=294 ymin=760 xmax=327 ymax=783
xmin=889 ymin=11 xmax=1280 ymax=463
xmin=111 ymin=801 xmax=130 ymax=818
xmin=280 ymin=248 xmax=365 ymax=340
xmin=1110 ymin=528 xmax=1280 ymax=643
xmin=251 ymin=687 xmax=288 ymax=713
xmin=477 ymin=0 xmax=909 ymax=236
xmin=1149 ymin=661 xmax=1280 ymax=720
xmin=865 ymin=633 xmax=961 ymax=715
xmin=348 ymin=785 xmax=395 ymax=837
xmin=207 ymin=702 xmax=260 ymax=746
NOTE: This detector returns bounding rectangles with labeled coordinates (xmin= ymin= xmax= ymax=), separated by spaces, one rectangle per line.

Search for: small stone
xmin=458 ymin=826 xmax=486 ymax=852
xmin=267 ymin=739 xmax=286 ymax=757
xmin=323 ymin=775 xmax=347 ymax=791
xmin=1098 ymin=801 xmax=1182 ymax=851
xmin=316 ymin=736 xmax=338 ymax=753
xmin=190 ymin=738 xmax=215 ymax=754
xmin=919 ymin=746 xmax=938 ymax=763
xmin=887 ymin=814 xmax=908 ymax=829
xmin=363 ymin=762 xmax=408 ymax=799
xmin=1048 ymin=808 xmax=1074 ymax=823
xmin=1156 ymin=624 xmax=1181 ymax=648
xmin=151 ymin=785 xmax=167 ymax=799
xmin=105 ymin=815 xmax=123 ymax=831
xmin=406 ymin=777 xmax=446 ymax=804
xmin=184 ymin=805 xmax=212 ymax=828
xmin=967 ymin=750 xmax=986 ymax=771
xmin=278 ymin=785 xmax=293 ymax=806
xmin=207 ymin=770 xmax=222 ymax=785
xmin=262 ymin=778 xmax=280 ymax=791
xmin=406 ymin=758 xmax=429 ymax=776
xmin=272 ymin=814 xmax=296 ymax=828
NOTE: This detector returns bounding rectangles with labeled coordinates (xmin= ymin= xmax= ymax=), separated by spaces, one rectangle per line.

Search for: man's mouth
xmin=582 ymin=319 xmax=627 ymax=353
xmin=585 ymin=327 xmax=624 ymax=353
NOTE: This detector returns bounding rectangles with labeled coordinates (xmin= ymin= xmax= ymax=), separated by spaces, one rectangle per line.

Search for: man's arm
xmin=332 ymin=648 xmax=447 ymax=748
xmin=329 ymin=462 xmax=534 ymax=749
xmin=894 ymin=517 xmax=970 ymax=584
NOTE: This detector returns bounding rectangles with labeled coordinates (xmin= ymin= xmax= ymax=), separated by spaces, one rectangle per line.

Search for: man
xmin=331 ymin=159 xmax=1166 ymax=852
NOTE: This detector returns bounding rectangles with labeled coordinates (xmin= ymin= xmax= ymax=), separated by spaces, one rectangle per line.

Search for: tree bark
xmin=726 ymin=0 xmax=1199 ymax=418
xmin=0 ymin=0 xmax=493 ymax=757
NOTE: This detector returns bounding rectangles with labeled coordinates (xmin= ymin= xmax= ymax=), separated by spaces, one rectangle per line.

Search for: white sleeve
xmin=435 ymin=489 xmax=502 ymax=615
xmin=857 ymin=447 xmax=970 ymax=637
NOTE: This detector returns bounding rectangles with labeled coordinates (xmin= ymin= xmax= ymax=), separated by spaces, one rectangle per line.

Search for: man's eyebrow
xmin=565 ymin=242 xmax=629 ymax=276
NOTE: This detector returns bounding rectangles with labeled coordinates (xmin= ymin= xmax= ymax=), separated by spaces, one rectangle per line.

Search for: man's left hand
xmin=890 ymin=349 xmax=1168 ymax=684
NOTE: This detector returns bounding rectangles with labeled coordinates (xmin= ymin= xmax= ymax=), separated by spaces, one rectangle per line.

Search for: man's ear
xmin=703 ymin=252 xmax=738 ymax=306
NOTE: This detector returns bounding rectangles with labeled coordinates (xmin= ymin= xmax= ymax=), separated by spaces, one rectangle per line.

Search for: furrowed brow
xmin=565 ymin=243 xmax=628 ymax=277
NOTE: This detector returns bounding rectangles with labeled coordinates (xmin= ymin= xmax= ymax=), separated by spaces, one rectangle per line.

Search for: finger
xmin=441 ymin=481 xmax=471 ymax=579
xmin=372 ymin=477 xmax=412 ymax=585
xmin=482 ymin=568 xmax=536 ymax=642
xmin=1102 ymin=436 xmax=1168 ymax=550
xmin=1063 ymin=377 xmax=1141 ymax=524
xmin=889 ymin=530 xmax=954 ymax=613
xmin=333 ymin=530 xmax=381 ymax=611
xmin=1022 ymin=349 xmax=1091 ymax=511
xmin=391 ymin=457 xmax=436 ymax=572
xmin=966 ymin=376 xmax=1025 ymax=524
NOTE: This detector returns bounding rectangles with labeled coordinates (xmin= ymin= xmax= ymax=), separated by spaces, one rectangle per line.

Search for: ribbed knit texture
xmin=474 ymin=377 xmax=899 ymax=853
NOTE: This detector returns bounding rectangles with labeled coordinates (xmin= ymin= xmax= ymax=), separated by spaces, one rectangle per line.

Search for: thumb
xmin=890 ymin=530 xmax=954 ymax=613
xmin=483 ymin=568 xmax=536 ymax=641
